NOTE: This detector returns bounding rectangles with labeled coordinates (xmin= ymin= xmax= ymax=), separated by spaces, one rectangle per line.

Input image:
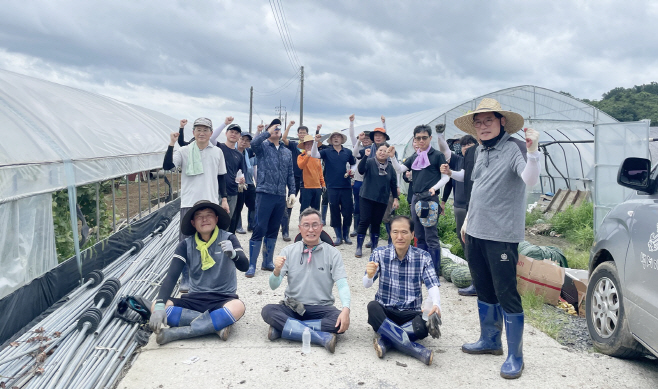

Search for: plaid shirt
xmin=370 ymin=245 xmax=440 ymax=311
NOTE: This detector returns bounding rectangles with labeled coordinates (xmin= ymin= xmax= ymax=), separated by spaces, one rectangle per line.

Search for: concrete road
xmin=118 ymin=206 xmax=658 ymax=389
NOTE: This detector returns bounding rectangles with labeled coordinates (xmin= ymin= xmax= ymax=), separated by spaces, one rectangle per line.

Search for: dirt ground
xmin=117 ymin=205 xmax=658 ymax=389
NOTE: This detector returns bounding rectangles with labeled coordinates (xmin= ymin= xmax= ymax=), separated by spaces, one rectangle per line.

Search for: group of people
xmin=154 ymin=98 xmax=541 ymax=379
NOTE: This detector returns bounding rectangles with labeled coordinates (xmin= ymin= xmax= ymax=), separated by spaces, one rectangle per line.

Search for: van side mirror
xmin=617 ymin=157 xmax=652 ymax=192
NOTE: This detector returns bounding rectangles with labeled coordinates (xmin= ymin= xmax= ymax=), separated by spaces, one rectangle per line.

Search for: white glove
xmin=525 ymin=128 xmax=540 ymax=153
xmin=287 ymin=194 xmax=296 ymax=208
xmin=220 ymin=240 xmax=236 ymax=259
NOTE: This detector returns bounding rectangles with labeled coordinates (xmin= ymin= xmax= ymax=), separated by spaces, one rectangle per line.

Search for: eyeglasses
xmin=300 ymin=223 xmax=322 ymax=230
xmin=414 ymin=136 xmax=429 ymax=141
xmin=473 ymin=118 xmax=496 ymax=128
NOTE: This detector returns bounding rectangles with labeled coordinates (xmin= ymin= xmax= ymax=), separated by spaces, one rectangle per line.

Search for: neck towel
xmin=195 ymin=226 xmax=219 ymax=270
xmin=303 ymin=244 xmax=320 ymax=264
xmin=411 ymin=148 xmax=431 ymax=170
xmin=377 ymin=160 xmax=389 ymax=176
xmin=186 ymin=141 xmax=204 ymax=176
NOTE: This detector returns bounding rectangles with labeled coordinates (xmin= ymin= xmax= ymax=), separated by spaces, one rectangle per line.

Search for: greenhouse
xmin=354 ymin=85 xmax=652 ymax=229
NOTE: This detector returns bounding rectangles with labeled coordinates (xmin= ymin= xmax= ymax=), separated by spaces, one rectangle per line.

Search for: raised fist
xmin=180 ymin=119 xmax=187 ymax=128
xmin=366 ymin=261 xmax=379 ymax=278
xmin=274 ymin=256 xmax=286 ymax=271
xmin=349 ymin=114 xmax=355 ymax=122
xmin=169 ymin=132 xmax=180 ymax=145
xmin=225 ymin=116 xmax=234 ymax=125
xmin=364 ymin=148 xmax=371 ymax=157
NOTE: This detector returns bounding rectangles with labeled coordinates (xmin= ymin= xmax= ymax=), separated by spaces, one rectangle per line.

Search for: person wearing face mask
xmin=453 ymin=98 xmax=541 ymax=380
xmin=354 ymin=143 xmax=399 ymax=258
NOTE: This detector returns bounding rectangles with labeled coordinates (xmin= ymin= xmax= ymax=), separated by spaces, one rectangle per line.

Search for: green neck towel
xmin=186 ymin=141 xmax=204 ymax=176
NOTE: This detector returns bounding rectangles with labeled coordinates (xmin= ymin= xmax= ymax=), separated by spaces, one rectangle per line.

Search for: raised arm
xmin=310 ymin=134 xmax=322 ymax=158
xmin=209 ymin=116 xmax=233 ymax=145
xmin=281 ymin=120 xmax=295 ymax=146
xmin=520 ymin=128 xmax=541 ymax=187
xmin=436 ymin=131 xmax=452 ymax=162
xmin=348 ymin=114 xmax=357 ymax=146
xmin=177 ymin=119 xmax=189 ymax=147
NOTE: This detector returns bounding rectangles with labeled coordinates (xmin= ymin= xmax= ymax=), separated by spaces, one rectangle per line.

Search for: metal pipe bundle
xmin=0 ymin=214 xmax=180 ymax=389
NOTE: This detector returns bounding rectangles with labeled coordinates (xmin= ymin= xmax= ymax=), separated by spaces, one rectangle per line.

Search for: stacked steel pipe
xmin=0 ymin=215 xmax=179 ymax=389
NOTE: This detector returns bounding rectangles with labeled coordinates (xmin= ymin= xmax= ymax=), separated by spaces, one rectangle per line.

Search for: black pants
xmin=169 ymin=292 xmax=240 ymax=313
xmin=357 ymin=197 xmax=387 ymax=235
xmin=230 ymin=184 xmax=256 ymax=232
xmin=466 ymin=235 xmax=522 ymax=314
xmin=261 ymin=303 xmax=341 ymax=333
xmin=280 ymin=176 xmax=302 ymax=229
xmin=300 ymin=188 xmax=322 ymax=212
xmin=366 ymin=301 xmax=428 ymax=339
xmin=327 ymin=188 xmax=353 ymax=230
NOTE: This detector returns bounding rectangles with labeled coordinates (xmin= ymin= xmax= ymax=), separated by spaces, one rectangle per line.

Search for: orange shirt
xmin=297 ymin=151 xmax=325 ymax=189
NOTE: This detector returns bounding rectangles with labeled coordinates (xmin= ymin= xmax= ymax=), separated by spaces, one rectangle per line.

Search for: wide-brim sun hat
xmin=369 ymin=127 xmax=390 ymax=141
xmin=181 ymin=200 xmax=231 ymax=236
xmin=301 ymin=134 xmax=315 ymax=144
xmin=328 ymin=131 xmax=347 ymax=144
xmin=454 ymin=98 xmax=524 ymax=137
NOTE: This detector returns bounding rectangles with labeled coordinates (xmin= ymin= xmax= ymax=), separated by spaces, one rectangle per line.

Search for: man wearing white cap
xmin=452 ymin=98 xmax=540 ymax=380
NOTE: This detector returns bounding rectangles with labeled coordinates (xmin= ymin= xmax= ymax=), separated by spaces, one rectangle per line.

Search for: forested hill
xmin=569 ymin=82 xmax=658 ymax=124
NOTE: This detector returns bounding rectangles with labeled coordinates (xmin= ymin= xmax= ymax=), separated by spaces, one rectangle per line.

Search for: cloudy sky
xmin=0 ymin=0 xmax=656 ymax=131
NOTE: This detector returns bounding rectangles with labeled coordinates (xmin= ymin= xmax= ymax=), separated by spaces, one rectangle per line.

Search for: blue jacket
xmin=251 ymin=131 xmax=295 ymax=196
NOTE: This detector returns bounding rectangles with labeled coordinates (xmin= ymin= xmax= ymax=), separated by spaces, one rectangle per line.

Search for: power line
xmin=269 ymin=0 xmax=301 ymax=70
xmin=274 ymin=0 xmax=301 ymax=67
xmin=253 ymin=69 xmax=301 ymax=96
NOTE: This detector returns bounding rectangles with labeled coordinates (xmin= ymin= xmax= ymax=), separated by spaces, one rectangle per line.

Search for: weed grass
xmin=549 ymin=202 xmax=594 ymax=250
xmin=521 ymin=291 xmax=568 ymax=341
xmin=563 ymin=247 xmax=590 ymax=270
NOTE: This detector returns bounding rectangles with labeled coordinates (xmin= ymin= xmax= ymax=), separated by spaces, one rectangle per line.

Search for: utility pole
xmin=249 ymin=86 xmax=253 ymax=133
xmin=284 ymin=112 xmax=287 ymax=130
xmin=275 ymin=102 xmax=286 ymax=122
xmin=299 ymin=66 xmax=304 ymax=126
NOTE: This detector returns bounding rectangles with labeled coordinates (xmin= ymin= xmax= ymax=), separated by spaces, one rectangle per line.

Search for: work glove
xmin=149 ymin=302 xmax=167 ymax=333
xmin=427 ymin=312 xmax=442 ymax=339
xmin=525 ymin=128 xmax=540 ymax=153
xmin=287 ymin=194 xmax=296 ymax=208
xmin=220 ymin=240 xmax=236 ymax=259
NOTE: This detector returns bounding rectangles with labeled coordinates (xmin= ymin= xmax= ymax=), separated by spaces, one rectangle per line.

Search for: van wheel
xmin=586 ymin=261 xmax=646 ymax=358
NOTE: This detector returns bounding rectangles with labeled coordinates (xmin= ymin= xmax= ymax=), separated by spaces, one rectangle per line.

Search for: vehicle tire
xmin=585 ymin=261 xmax=646 ymax=358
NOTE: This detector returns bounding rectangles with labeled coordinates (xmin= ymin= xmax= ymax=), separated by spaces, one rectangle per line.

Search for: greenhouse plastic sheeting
xmin=594 ymin=120 xmax=650 ymax=230
xmin=0 ymin=69 xmax=178 ymax=204
xmin=0 ymin=194 xmax=56 ymax=298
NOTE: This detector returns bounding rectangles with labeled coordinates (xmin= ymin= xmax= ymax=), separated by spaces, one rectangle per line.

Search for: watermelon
xmin=451 ymin=266 xmax=472 ymax=288
xmin=440 ymin=258 xmax=455 ymax=277
xmin=442 ymin=262 xmax=460 ymax=282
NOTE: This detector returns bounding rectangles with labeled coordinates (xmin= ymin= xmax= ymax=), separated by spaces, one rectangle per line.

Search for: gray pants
xmin=454 ymin=206 xmax=467 ymax=257
xmin=227 ymin=195 xmax=238 ymax=219
xmin=411 ymin=194 xmax=440 ymax=249
xmin=179 ymin=207 xmax=192 ymax=242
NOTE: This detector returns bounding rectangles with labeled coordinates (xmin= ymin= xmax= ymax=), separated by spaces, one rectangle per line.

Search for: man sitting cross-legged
xmin=261 ymin=208 xmax=351 ymax=353
xmin=364 ymin=215 xmax=442 ymax=365
xmin=149 ymin=200 xmax=249 ymax=344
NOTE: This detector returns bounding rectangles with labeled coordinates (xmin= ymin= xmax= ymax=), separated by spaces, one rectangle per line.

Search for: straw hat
xmin=301 ymin=134 xmax=315 ymax=144
xmin=454 ymin=98 xmax=524 ymax=137
xmin=328 ymin=131 xmax=347 ymax=144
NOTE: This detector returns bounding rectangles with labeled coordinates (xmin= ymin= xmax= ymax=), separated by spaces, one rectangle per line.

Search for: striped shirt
xmin=369 ymin=245 xmax=440 ymax=311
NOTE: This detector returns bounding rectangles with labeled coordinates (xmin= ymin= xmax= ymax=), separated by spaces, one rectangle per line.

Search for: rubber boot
xmin=385 ymin=223 xmax=392 ymax=245
xmin=281 ymin=208 xmax=292 ymax=242
xmin=268 ymin=320 xmax=321 ymax=341
xmin=342 ymin=224 xmax=352 ymax=245
xmin=179 ymin=264 xmax=190 ymax=293
xmin=321 ymin=204 xmax=328 ymax=225
xmin=333 ymin=227 xmax=343 ymax=246
xmin=246 ymin=240 xmax=261 ymax=278
xmin=156 ymin=308 xmax=236 ymax=345
xmin=355 ymin=234 xmax=366 ymax=258
xmin=165 ymin=307 xmax=201 ymax=327
xmin=376 ymin=319 xmax=433 ymax=365
xmin=428 ymin=248 xmax=441 ymax=279
xmin=500 ymin=312 xmax=524 ymax=379
xmin=370 ymin=233 xmax=379 ymax=252
xmin=235 ymin=216 xmax=246 ymax=234
xmin=375 ymin=320 xmax=420 ymax=358
xmin=350 ymin=214 xmax=359 ymax=237
xmin=262 ymin=238 xmax=276 ymax=271
xmin=281 ymin=318 xmax=337 ymax=353
xmin=458 ymin=284 xmax=477 ymax=296
xmin=462 ymin=300 xmax=503 ymax=355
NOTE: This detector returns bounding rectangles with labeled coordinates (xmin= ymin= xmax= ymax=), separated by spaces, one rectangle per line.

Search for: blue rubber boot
xmin=377 ymin=318 xmax=423 ymax=358
xmin=385 ymin=223 xmax=392 ymax=245
xmin=165 ymin=306 xmax=201 ymax=327
xmin=501 ymin=312 xmax=524 ymax=379
xmin=156 ymin=308 xmax=236 ymax=345
xmin=370 ymin=233 xmax=379 ymax=252
xmin=246 ymin=240 xmax=261 ymax=278
xmin=428 ymin=248 xmax=441 ymax=278
xmin=462 ymin=300 xmax=504 ymax=355
xmin=333 ymin=227 xmax=343 ymax=246
xmin=355 ymin=234 xmax=366 ymax=258
xmin=458 ymin=284 xmax=477 ymax=296
xmin=179 ymin=264 xmax=190 ymax=293
xmin=261 ymin=238 xmax=276 ymax=271
xmin=268 ymin=320 xmax=321 ymax=341
xmin=281 ymin=318 xmax=337 ymax=353
xmin=377 ymin=319 xmax=433 ymax=365
xmin=342 ymin=224 xmax=352 ymax=244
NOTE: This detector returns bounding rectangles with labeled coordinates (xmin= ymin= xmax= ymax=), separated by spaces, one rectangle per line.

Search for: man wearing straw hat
xmin=311 ymin=130 xmax=356 ymax=245
xmin=452 ymin=98 xmax=540 ymax=380
xmin=149 ymin=200 xmax=249 ymax=345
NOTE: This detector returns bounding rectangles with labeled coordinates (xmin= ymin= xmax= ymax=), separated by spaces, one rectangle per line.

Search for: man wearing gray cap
xmin=163 ymin=117 xmax=229 ymax=291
